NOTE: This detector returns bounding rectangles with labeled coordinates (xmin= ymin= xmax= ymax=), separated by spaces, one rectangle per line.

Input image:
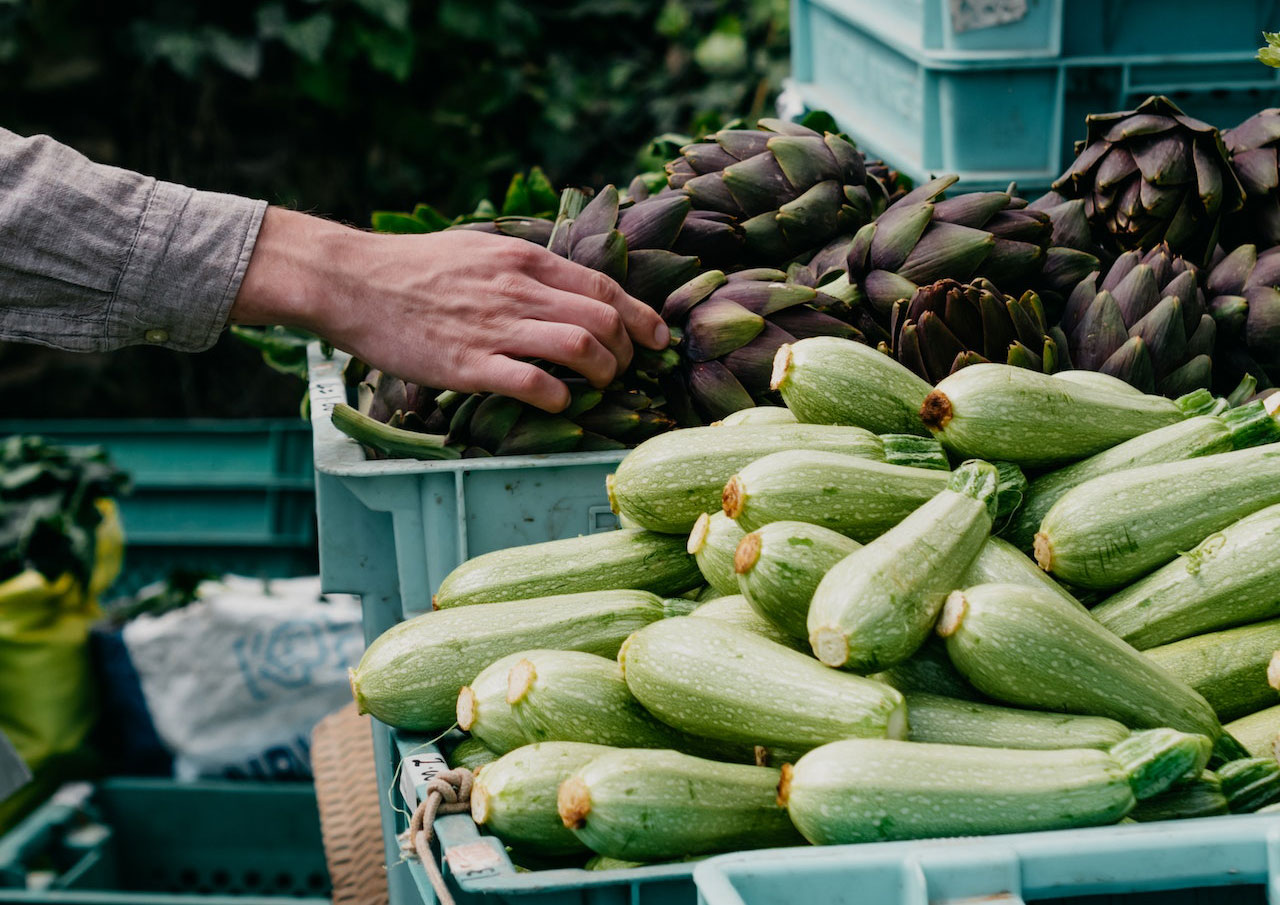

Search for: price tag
xmin=399 ymin=752 xmax=448 ymax=809
xmin=445 ymin=841 xmax=503 ymax=880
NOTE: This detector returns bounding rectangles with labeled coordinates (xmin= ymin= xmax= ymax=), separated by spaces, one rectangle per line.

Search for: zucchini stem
xmin=919 ymin=391 xmax=953 ymax=431
xmin=687 ymin=513 xmax=712 ymax=555
xmin=769 ymin=344 xmax=793 ymax=392
xmin=507 ymin=659 xmax=536 ymax=705
xmin=557 ymin=776 xmax=592 ymax=829
xmin=722 ymin=476 xmax=746 ymax=519
xmin=936 ymin=591 xmax=968 ymax=638
xmin=734 ymin=532 xmax=762 ymax=575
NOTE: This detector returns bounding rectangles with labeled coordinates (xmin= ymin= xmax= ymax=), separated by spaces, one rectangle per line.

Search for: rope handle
xmin=404 ymin=767 xmax=474 ymax=905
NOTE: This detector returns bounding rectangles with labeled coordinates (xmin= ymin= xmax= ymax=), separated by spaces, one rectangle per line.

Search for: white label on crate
xmin=399 ymin=752 xmax=448 ymax=810
xmin=950 ymin=0 xmax=1027 ymax=33
xmin=445 ymin=841 xmax=503 ymax=879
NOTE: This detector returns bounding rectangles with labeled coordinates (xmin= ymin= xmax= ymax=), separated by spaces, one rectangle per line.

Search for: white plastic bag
xmin=120 ymin=576 xmax=364 ymax=780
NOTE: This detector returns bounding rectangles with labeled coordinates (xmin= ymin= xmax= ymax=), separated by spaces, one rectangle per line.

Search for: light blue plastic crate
xmin=790 ymin=6 xmax=1280 ymax=193
xmin=694 ymin=815 xmax=1280 ymax=905
xmin=795 ymin=0 xmax=1280 ymax=60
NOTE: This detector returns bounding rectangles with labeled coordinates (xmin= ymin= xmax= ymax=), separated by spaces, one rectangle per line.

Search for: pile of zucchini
xmin=351 ymin=336 xmax=1280 ymax=866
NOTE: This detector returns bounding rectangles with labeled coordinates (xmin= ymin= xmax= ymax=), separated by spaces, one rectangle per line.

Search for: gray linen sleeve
xmin=0 ymin=126 xmax=268 ymax=352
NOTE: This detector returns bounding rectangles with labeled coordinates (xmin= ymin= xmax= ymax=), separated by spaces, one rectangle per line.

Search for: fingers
xmin=528 ymin=251 xmax=671 ymax=350
xmin=503 ymin=321 xmax=619 ymax=387
xmin=528 ymin=287 xmax=634 ymax=375
xmin=479 ymin=356 xmax=571 ymax=412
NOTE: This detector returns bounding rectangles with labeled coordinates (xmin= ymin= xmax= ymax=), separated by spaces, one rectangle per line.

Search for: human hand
xmin=230 ymin=208 xmax=670 ymax=412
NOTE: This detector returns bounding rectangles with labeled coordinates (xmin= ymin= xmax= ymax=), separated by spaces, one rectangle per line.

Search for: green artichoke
xmin=1204 ymin=243 xmax=1280 ymax=392
xmin=1222 ymin=109 xmax=1280 ymax=249
xmin=1058 ymin=244 xmax=1216 ymax=397
xmin=1051 ymin=95 xmax=1243 ymax=266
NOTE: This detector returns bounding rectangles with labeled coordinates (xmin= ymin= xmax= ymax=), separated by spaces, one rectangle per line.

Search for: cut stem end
xmin=1033 ymin=532 xmax=1054 ymax=572
xmin=937 ymin=591 xmax=968 ymax=639
xmin=506 ymin=659 xmax=536 ymax=705
xmin=456 ymin=686 xmax=478 ymax=730
xmin=735 ymin=532 xmax=762 ymax=575
xmin=776 ymin=763 xmax=794 ymax=807
xmin=557 ymin=777 xmax=592 ymax=830
xmin=769 ymin=344 xmax=794 ymax=392
xmin=919 ymin=390 xmax=953 ymax=432
xmin=811 ymin=627 xmax=850 ymax=668
xmin=722 ymin=476 xmax=746 ymax=520
xmin=687 ymin=513 xmax=712 ymax=555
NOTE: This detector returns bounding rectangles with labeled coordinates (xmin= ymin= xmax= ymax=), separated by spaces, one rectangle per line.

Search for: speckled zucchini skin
xmin=1225 ymin=705 xmax=1280 ymax=759
xmin=905 ymin=693 xmax=1130 ymax=750
xmin=734 ymin=520 xmax=861 ymax=640
xmin=868 ymin=637 xmax=985 ymax=701
xmin=921 ymin=363 xmax=1185 ymax=467
xmin=433 ymin=529 xmax=702 ymax=608
xmin=558 ymin=748 xmax=804 ymax=860
xmin=962 ymin=537 xmax=1087 ymax=614
xmin=784 ymin=738 xmax=1134 ymax=844
xmin=457 ymin=652 xmax=534 ymax=754
xmin=1143 ymin=618 xmax=1280 ymax=721
xmin=689 ymin=512 xmax=746 ymax=596
xmin=446 ymin=737 xmax=499 ymax=773
xmin=772 ymin=337 xmax=933 ymax=436
xmin=620 ymin=617 xmax=906 ymax=755
xmin=718 ymin=406 xmax=798 ymax=426
xmin=1036 ymin=447 xmax=1280 ymax=590
xmin=470 ymin=742 xmax=614 ymax=856
xmin=1092 ymin=502 xmax=1280 ymax=647
xmin=689 ymin=595 xmax=806 ymax=652
xmin=350 ymin=590 xmax=665 ymax=730
xmin=939 ymin=583 xmax=1225 ymax=742
xmin=607 ymin=424 xmax=885 ymax=534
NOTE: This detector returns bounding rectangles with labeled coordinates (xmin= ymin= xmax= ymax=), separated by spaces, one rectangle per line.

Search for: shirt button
xmin=144 ymin=328 xmax=169 ymax=343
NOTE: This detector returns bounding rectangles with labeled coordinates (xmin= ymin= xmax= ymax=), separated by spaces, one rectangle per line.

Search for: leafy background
xmin=0 ymin=0 xmax=790 ymax=417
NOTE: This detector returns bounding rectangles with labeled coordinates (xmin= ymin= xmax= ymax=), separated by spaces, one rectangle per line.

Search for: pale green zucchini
xmin=558 ymin=748 xmax=804 ymax=860
xmin=660 ymin=596 xmax=701 ymax=618
xmin=504 ymin=650 xmax=706 ymax=752
xmin=771 ymin=336 xmax=933 ymax=435
xmin=904 ymin=693 xmax=1131 ymax=750
xmin=733 ymin=520 xmax=861 ymax=640
xmin=961 ymin=536 xmax=1087 ymax=614
xmin=456 ymin=652 xmax=533 ymax=754
xmin=808 ymin=461 xmax=997 ymax=672
xmin=688 ymin=512 xmax=746 ymax=596
xmin=1129 ymin=771 xmax=1228 ymax=822
xmin=470 ymin=741 xmax=614 ymax=856
xmin=868 ymin=637 xmax=985 ymax=701
xmin=1036 ymin=448 xmax=1280 ymax=590
xmin=448 ymin=737 xmax=499 ymax=773
xmin=606 ymin=423 xmax=886 ymax=534
xmin=1090 ymin=503 xmax=1280 ymax=645
xmin=1004 ymin=402 xmax=1280 ymax=551
xmin=1218 ymin=756 xmax=1280 ymax=812
xmin=1225 ymin=705 xmax=1280 ymax=759
xmin=433 ymin=529 xmax=701 ymax=608
xmin=717 ymin=406 xmax=798 ymax=426
xmin=350 ymin=590 xmax=665 ymax=730
xmin=1109 ymin=728 xmax=1213 ymax=800
xmin=1142 ymin=619 xmax=1280 ymax=720
xmin=723 ymin=449 xmax=948 ymax=540
xmin=920 ymin=362 xmax=1202 ymax=467
xmin=1052 ymin=370 xmax=1147 ymax=396
xmin=620 ymin=617 xmax=906 ymax=756
xmin=938 ymin=583 xmax=1230 ymax=747
xmin=782 ymin=739 xmax=1135 ymax=844
xmin=689 ymin=595 xmax=807 ymax=651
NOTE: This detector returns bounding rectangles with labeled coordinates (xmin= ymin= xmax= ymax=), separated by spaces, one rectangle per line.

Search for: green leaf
xmin=354 ymin=23 xmax=414 ymax=81
xmin=502 ymin=172 xmax=531 ymax=216
xmin=371 ymin=211 xmax=431 ymax=233
xmin=206 ymin=27 xmax=262 ymax=79
xmin=280 ymin=13 xmax=334 ymax=65
xmin=527 ymin=167 xmax=559 ymax=214
xmin=411 ymin=204 xmax=452 ymax=230
xmin=352 ymin=0 xmax=411 ymax=30
xmin=1261 ymin=32 xmax=1280 ymax=68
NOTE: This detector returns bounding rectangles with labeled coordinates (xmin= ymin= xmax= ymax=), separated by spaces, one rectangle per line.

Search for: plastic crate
xmin=0 ymin=419 xmax=318 ymax=596
xmin=797 ymin=0 xmax=1280 ymax=60
xmin=0 ymin=779 xmax=329 ymax=904
xmin=789 ymin=6 xmax=1280 ymax=193
xmin=693 ymin=814 xmax=1280 ymax=905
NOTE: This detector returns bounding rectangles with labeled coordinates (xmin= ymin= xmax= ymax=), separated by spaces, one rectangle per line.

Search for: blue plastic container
xmin=790 ymin=1 xmax=1280 ymax=192
xmin=694 ymin=815 xmax=1280 ymax=905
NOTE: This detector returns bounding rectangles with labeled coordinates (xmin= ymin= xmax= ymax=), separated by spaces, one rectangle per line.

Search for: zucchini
xmin=919 ymin=363 xmax=1202 ymax=467
xmin=1090 ymin=502 xmax=1280 ymax=645
xmin=1108 ymin=728 xmax=1213 ymax=800
xmin=350 ymin=590 xmax=665 ymax=730
xmin=724 ymin=450 xmax=948 ymax=541
xmin=868 ymin=637 xmax=985 ymax=702
xmin=470 ymin=741 xmax=613 ymax=856
xmin=1130 ymin=771 xmax=1228 ymax=822
xmin=457 ymin=652 xmax=533 ymax=754
xmin=689 ymin=595 xmax=807 ymax=651
xmin=433 ymin=528 xmax=701 ymax=608
xmin=504 ymin=649 xmax=708 ymax=752
xmin=904 ymin=692 xmax=1131 ymax=751
xmin=782 ymin=739 xmax=1135 ymax=844
xmin=620 ymin=617 xmax=907 ymax=757
xmin=1004 ymin=402 xmax=1279 ymax=551
xmin=688 ymin=513 xmax=746 ymax=597
xmin=1225 ymin=705 xmax=1280 ymax=759
xmin=962 ymin=536 xmax=1087 ymax=614
xmin=938 ymin=583 xmax=1229 ymax=746
xmin=1142 ymin=619 xmax=1280 ymax=720
xmin=447 ymin=737 xmax=499 ymax=773
xmin=660 ymin=596 xmax=700 ymax=618
xmin=1218 ymin=756 xmax=1280 ymax=812
xmin=557 ymin=748 xmax=804 ymax=860
xmin=1035 ymin=447 xmax=1280 ymax=589
xmin=1052 ymin=370 xmax=1147 ymax=396
xmin=717 ymin=406 xmax=797 ymax=426
xmin=733 ymin=521 xmax=861 ymax=640
xmin=771 ymin=337 xmax=933 ymax=435
xmin=808 ymin=460 xmax=998 ymax=672
xmin=606 ymin=424 xmax=886 ymax=534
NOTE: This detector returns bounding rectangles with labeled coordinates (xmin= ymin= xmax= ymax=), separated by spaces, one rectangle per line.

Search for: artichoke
xmin=1058 ymin=244 xmax=1216 ymax=397
xmin=667 ymin=118 xmax=893 ymax=265
xmin=1204 ymin=243 xmax=1280 ymax=392
xmin=1222 ymin=109 xmax=1280 ymax=249
xmin=883 ymin=278 xmax=1062 ymax=384
xmin=1050 ymin=95 xmax=1243 ymax=266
